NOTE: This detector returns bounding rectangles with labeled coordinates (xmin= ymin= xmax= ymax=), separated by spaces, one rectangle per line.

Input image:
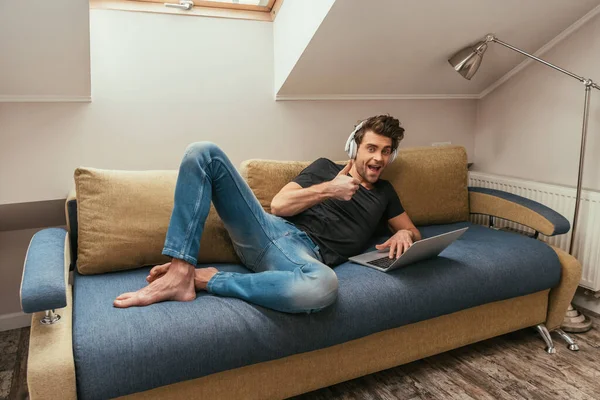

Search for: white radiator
xmin=468 ymin=171 xmax=600 ymax=291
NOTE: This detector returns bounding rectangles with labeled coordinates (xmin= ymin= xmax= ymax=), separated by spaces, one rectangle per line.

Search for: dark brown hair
xmin=354 ymin=114 xmax=405 ymax=151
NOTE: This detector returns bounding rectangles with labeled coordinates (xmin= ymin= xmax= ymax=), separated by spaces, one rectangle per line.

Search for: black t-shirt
xmin=283 ymin=158 xmax=404 ymax=267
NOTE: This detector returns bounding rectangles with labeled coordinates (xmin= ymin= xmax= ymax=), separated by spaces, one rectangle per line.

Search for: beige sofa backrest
xmin=69 ymin=146 xmax=468 ymax=274
xmin=240 ymin=145 xmax=469 ymax=226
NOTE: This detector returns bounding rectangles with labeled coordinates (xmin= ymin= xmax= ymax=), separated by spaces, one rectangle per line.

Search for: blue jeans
xmin=162 ymin=142 xmax=339 ymax=314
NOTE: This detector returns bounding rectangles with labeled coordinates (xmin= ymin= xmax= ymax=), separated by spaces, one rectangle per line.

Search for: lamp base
xmin=561 ymin=303 xmax=592 ymax=333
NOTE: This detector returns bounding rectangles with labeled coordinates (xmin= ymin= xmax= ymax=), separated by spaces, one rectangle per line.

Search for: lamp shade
xmin=448 ymin=41 xmax=488 ymax=80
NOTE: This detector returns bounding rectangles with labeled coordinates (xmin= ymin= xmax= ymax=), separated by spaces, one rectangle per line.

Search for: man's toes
xmin=113 ymin=293 xmax=151 ymax=308
xmin=114 ymin=296 xmax=135 ymax=308
xmin=114 ymin=297 xmax=136 ymax=308
xmin=116 ymin=292 xmax=135 ymax=301
xmin=150 ymin=263 xmax=170 ymax=277
xmin=147 ymin=265 xmax=168 ymax=283
xmin=147 ymin=271 xmax=167 ymax=283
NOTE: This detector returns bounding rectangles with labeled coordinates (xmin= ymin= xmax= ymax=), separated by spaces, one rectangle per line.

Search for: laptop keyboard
xmin=367 ymin=256 xmax=397 ymax=268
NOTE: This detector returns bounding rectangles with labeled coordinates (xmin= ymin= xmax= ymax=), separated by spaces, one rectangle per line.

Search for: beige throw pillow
xmin=380 ymin=146 xmax=469 ymax=225
xmin=74 ymin=168 xmax=239 ymax=275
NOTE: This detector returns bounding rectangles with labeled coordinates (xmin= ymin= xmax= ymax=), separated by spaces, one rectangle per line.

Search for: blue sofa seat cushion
xmin=72 ymin=222 xmax=561 ymax=399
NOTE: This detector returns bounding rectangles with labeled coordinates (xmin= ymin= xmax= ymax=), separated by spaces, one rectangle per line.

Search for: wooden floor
xmin=0 ymin=327 xmax=28 ymax=400
xmin=2 ymin=314 xmax=600 ymax=399
xmin=292 ymin=312 xmax=600 ymax=400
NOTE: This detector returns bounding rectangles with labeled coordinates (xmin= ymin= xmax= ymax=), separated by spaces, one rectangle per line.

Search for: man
xmin=114 ymin=115 xmax=421 ymax=313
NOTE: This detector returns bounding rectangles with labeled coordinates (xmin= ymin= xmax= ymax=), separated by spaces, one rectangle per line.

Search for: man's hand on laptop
xmin=375 ymin=230 xmax=414 ymax=259
xmin=327 ymin=160 xmax=361 ymax=201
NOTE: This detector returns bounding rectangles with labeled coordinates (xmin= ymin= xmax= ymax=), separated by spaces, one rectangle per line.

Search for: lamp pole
xmin=571 ymin=82 xmax=594 ymax=255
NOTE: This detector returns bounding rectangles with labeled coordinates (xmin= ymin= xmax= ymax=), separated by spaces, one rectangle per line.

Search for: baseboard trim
xmin=0 ymin=312 xmax=32 ymax=332
xmin=275 ymin=94 xmax=479 ymax=101
xmin=0 ymin=95 xmax=91 ymax=103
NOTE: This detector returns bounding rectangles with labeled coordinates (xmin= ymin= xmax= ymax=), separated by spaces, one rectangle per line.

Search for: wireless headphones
xmin=344 ymin=120 xmax=398 ymax=163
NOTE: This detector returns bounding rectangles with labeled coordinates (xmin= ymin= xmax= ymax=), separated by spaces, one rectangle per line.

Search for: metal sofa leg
xmin=554 ymin=328 xmax=580 ymax=351
xmin=535 ymin=324 xmax=556 ymax=354
xmin=41 ymin=309 xmax=61 ymax=325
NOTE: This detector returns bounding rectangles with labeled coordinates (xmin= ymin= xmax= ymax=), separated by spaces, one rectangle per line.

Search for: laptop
xmin=348 ymin=227 xmax=468 ymax=272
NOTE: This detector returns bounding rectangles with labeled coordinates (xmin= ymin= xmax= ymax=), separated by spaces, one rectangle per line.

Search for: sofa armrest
xmin=469 ymin=187 xmax=570 ymax=236
xmin=20 ymin=228 xmax=69 ymax=313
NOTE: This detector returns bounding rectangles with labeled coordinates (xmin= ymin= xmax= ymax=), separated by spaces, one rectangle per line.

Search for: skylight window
xmin=137 ymin=0 xmax=274 ymax=13
xmin=92 ymin=0 xmax=281 ymax=21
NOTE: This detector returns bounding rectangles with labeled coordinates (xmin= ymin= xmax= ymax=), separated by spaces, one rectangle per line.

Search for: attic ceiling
xmin=276 ymin=0 xmax=600 ymax=98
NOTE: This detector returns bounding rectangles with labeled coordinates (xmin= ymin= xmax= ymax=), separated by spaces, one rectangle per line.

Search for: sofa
xmin=20 ymin=145 xmax=582 ymax=400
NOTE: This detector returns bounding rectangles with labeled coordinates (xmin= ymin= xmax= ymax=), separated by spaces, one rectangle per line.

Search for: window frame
xmin=90 ymin=0 xmax=283 ymax=22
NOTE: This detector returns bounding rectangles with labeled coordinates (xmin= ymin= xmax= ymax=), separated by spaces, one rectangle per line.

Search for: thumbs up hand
xmin=327 ymin=160 xmax=361 ymax=201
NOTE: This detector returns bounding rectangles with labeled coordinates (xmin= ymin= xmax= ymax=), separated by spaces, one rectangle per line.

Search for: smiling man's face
xmin=354 ymin=130 xmax=393 ymax=185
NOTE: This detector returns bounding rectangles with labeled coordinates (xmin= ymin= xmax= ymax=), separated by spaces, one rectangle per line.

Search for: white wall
xmin=0 ymin=9 xmax=476 ymax=205
xmin=0 ymin=0 xmax=91 ymax=99
xmin=273 ymin=0 xmax=336 ymax=95
xmin=474 ymin=12 xmax=600 ymax=191
xmin=0 ymin=9 xmax=476 ymax=320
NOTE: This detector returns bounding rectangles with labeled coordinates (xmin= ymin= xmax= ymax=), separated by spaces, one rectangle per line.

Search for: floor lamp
xmin=449 ymin=34 xmax=598 ymax=336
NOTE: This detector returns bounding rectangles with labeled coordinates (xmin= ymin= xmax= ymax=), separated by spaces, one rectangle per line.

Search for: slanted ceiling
xmin=275 ymin=0 xmax=600 ymax=99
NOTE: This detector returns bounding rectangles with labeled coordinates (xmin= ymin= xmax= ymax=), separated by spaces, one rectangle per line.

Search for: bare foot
xmin=114 ymin=259 xmax=196 ymax=308
xmin=194 ymin=267 xmax=218 ymax=291
xmin=147 ymin=262 xmax=218 ymax=291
